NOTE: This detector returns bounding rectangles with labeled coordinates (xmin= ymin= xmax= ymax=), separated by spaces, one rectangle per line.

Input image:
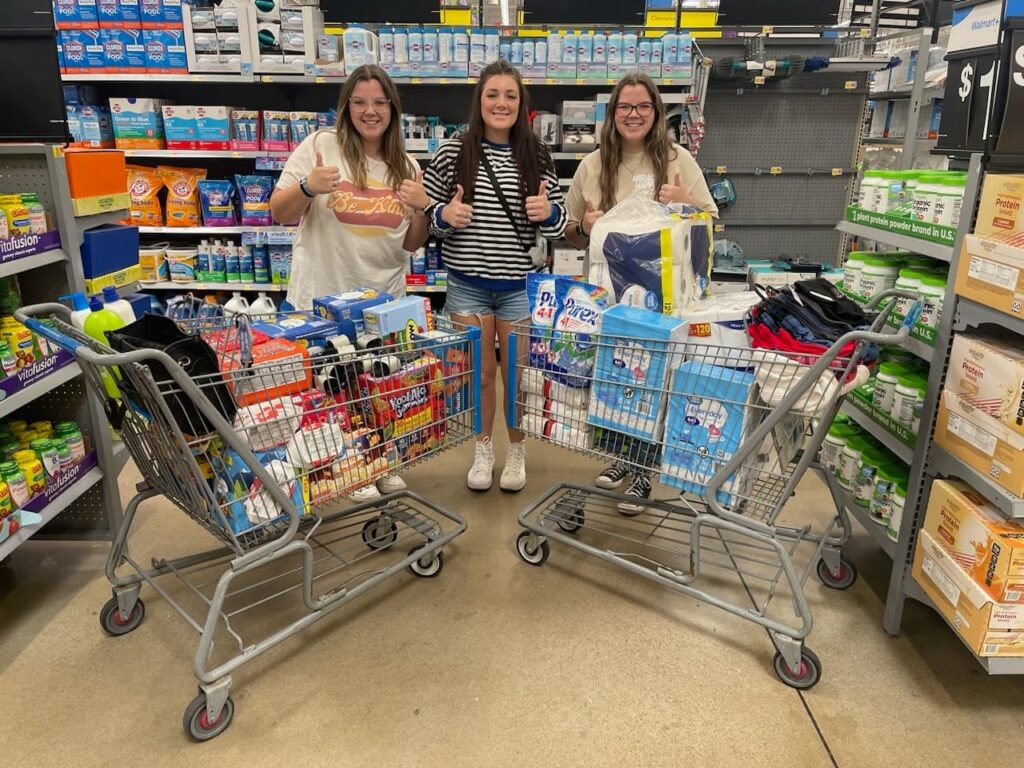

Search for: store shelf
xmin=836 ymin=219 xmax=954 ymax=262
xmin=862 ymin=137 xmax=908 ymax=145
xmin=122 ymin=149 xmax=289 ymax=159
xmin=257 ymin=74 xmax=695 ymax=88
xmin=62 ymin=73 xmax=255 ymax=83
xmin=0 ymin=465 xmax=104 ymax=561
xmin=954 ymin=297 xmax=1024 ymax=338
xmin=551 ymin=151 xmax=597 ymax=160
xmin=406 ymin=284 xmax=447 ymax=293
xmin=884 ymin=322 xmax=935 ymax=363
xmin=840 ymin=399 xmax=916 ymax=465
xmin=74 ymin=209 xmax=128 ymax=228
xmin=138 ymin=226 xmax=295 ymax=235
xmin=0 ymin=358 xmax=81 ymax=421
xmin=0 ymin=248 xmax=68 ymax=279
xmin=140 ymin=281 xmax=288 ymax=292
xmin=904 ymin=577 xmax=1024 ymax=675
xmin=112 ymin=442 xmax=130 ymax=475
xmin=836 ymin=482 xmax=898 ymax=559
xmin=929 ymin=446 xmax=1024 ymax=520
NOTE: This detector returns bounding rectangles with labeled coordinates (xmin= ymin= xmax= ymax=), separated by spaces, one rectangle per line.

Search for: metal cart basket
xmin=17 ymin=303 xmax=481 ymax=741
xmin=506 ymin=291 xmax=917 ymax=688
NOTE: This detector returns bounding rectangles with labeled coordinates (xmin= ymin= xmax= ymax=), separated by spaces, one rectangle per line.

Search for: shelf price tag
xmin=315 ymin=76 xmax=326 ymax=84
xmin=763 ymin=26 xmax=774 ymax=35
xmin=576 ymin=79 xmax=585 ymax=85
xmin=546 ymin=78 xmax=556 ymax=85
xmin=754 ymin=76 xmax=766 ymax=85
xmin=439 ymin=77 xmax=449 ymax=84
xmin=715 ymin=165 xmax=727 ymax=174
xmin=832 ymin=168 xmax=843 ymax=176
xmin=860 ymin=29 xmax=871 ymax=38
xmin=714 ymin=224 xmax=726 ymax=233
xmin=845 ymin=80 xmax=857 ymax=90
xmin=263 ymin=76 xmax=273 ymax=83
xmin=411 ymin=77 xmax=422 ymax=84
xmin=770 ymin=166 xmax=783 ymax=175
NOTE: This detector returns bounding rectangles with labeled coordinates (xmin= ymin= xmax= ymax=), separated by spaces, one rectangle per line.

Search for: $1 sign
xmin=960 ymin=61 xmax=974 ymax=101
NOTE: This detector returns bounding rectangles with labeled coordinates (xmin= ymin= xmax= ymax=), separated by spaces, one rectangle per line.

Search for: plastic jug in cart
xmin=83 ymin=296 xmax=125 ymax=398
xmin=60 ymin=292 xmax=91 ymax=330
xmin=101 ymin=286 xmax=137 ymax=325
xmin=224 ymin=292 xmax=250 ymax=316
xmin=250 ymin=292 xmax=277 ymax=314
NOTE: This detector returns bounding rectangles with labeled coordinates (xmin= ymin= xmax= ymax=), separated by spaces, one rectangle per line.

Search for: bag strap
xmin=479 ymin=150 xmax=535 ymax=251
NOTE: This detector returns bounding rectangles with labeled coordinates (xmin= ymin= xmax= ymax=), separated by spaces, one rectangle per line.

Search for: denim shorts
xmin=445 ymin=273 xmax=530 ymax=322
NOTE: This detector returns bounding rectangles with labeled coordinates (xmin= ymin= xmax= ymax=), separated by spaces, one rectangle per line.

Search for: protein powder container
xmin=918 ymin=274 xmax=946 ymax=329
xmin=893 ymin=372 xmax=928 ymax=432
xmin=839 ymin=435 xmax=869 ymax=490
xmin=844 ymin=252 xmax=869 ymax=298
xmin=859 ymin=256 xmax=901 ymax=300
xmin=870 ymin=462 xmax=907 ymax=525
xmin=822 ymin=421 xmax=862 ymax=475
xmin=886 ymin=480 xmax=908 ymax=543
xmin=873 ymin=362 xmax=910 ymax=412
xmin=854 ymin=442 xmax=889 ymax=507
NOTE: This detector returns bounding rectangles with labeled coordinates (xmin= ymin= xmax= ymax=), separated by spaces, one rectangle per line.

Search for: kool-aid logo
xmin=105 ymin=40 xmax=126 ymax=60
xmin=65 ymin=40 xmax=85 ymax=60
xmin=390 ymin=385 xmax=428 ymax=419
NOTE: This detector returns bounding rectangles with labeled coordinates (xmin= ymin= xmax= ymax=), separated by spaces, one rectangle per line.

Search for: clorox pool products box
xmin=110 ymin=97 xmax=168 ymax=149
xmin=660 ymin=362 xmax=756 ymax=503
xmin=143 ymin=28 xmax=188 ymax=73
xmin=101 ymin=28 xmax=146 ymax=72
xmin=587 ymin=304 xmax=685 ymax=441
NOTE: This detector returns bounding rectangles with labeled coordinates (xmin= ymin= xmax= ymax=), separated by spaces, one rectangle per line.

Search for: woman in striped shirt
xmin=416 ymin=61 xmax=567 ymax=492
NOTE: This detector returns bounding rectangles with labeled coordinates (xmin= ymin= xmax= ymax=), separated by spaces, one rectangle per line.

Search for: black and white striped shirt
xmin=424 ymin=138 xmax=567 ymax=289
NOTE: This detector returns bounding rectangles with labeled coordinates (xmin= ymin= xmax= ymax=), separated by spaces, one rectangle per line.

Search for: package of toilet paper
xmin=682 ymin=290 xmax=759 ymax=366
xmin=588 ymin=197 xmax=712 ymax=316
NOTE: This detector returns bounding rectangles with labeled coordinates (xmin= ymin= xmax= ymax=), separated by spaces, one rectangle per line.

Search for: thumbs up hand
xmin=658 ymin=171 xmax=698 ymax=206
xmin=580 ymin=200 xmax=605 ymax=236
xmin=399 ymin=170 xmax=430 ymax=211
xmin=441 ymin=184 xmax=474 ymax=229
xmin=307 ymin=149 xmax=342 ymax=195
xmin=525 ymin=180 xmax=553 ymax=223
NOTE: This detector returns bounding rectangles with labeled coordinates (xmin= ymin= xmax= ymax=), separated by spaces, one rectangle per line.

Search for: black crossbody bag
xmin=478 ymin=152 xmax=548 ymax=267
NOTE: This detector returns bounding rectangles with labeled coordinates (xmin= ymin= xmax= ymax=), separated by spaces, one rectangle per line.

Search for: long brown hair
xmin=334 ymin=64 xmax=416 ymax=191
xmin=455 ymin=60 xmax=551 ymax=203
xmin=598 ymin=72 xmax=677 ymax=212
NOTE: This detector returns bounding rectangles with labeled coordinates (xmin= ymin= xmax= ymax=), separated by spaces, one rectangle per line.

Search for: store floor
xmin=2 ymin=430 xmax=1022 ymax=767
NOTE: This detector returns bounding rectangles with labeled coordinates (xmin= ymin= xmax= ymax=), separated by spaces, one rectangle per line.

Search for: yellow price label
xmin=754 ymin=76 xmax=766 ymax=85
xmin=315 ymin=76 xmax=326 ymax=84
xmin=832 ymin=168 xmax=843 ymax=176
xmin=263 ymin=76 xmax=273 ymax=83
xmin=51 ymin=146 xmax=64 ymax=158
xmin=546 ymin=78 xmax=556 ymax=85
xmin=845 ymin=80 xmax=857 ymax=90
xmin=576 ymin=79 xmax=585 ymax=85
xmin=770 ymin=166 xmax=783 ymax=175
xmin=715 ymin=165 xmax=727 ymax=174
xmin=763 ymin=26 xmax=774 ymax=35
xmin=860 ymin=29 xmax=871 ymax=38
xmin=411 ymin=77 xmax=422 ymax=84
xmin=575 ymin=154 xmax=586 ymax=160
xmin=439 ymin=77 xmax=449 ymax=84
xmin=714 ymin=224 xmax=726 ymax=233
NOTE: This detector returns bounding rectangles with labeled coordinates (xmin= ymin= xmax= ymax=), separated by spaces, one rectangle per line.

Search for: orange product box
xmin=935 ymin=389 xmax=1024 ymax=498
xmin=922 ymin=479 xmax=1024 ymax=604
xmin=913 ymin=528 xmax=1024 ymax=657
xmin=975 ymin=174 xmax=1024 ymax=237
xmin=63 ymin=148 xmax=130 ymax=216
xmin=219 ymin=338 xmax=312 ymax=407
xmin=357 ymin=357 xmax=445 ymax=442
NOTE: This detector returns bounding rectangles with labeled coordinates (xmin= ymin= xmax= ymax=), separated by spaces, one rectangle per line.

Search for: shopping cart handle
xmin=14 ymin=303 xmax=84 ymax=353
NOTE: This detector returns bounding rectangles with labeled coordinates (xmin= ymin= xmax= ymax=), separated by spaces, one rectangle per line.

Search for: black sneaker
xmin=596 ymin=461 xmax=631 ymax=490
xmin=618 ymin=472 xmax=652 ymax=516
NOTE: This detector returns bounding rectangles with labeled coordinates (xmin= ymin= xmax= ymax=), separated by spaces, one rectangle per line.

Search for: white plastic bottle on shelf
xmin=224 ymin=292 xmax=250 ymax=317
xmin=100 ymin=286 xmax=136 ymax=325
xmin=62 ymin=292 xmax=92 ymax=330
xmin=250 ymin=292 xmax=277 ymax=314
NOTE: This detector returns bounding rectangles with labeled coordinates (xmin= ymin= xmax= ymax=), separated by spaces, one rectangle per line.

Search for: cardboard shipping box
xmin=923 ymin=479 xmax=1024 ymax=604
xmin=946 ymin=333 xmax=1024 ymax=438
xmin=956 ymin=234 xmax=1024 ymax=321
xmin=935 ymin=389 xmax=1024 ymax=498
xmin=914 ymin=528 xmax=1024 ymax=657
xmin=975 ymin=173 xmax=1024 ymax=237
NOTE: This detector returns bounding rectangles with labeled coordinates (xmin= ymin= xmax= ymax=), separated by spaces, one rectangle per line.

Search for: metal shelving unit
xmin=928 ymin=447 xmax=1024 ymax=520
xmin=836 ymin=483 xmax=899 ymax=558
xmin=141 ymin=280 xmax=287 ymax=293
xmin=840 ymin=400 xmax=916 ymax=465
xmin=0 ymin=144 xmax=125 ymax=554
xmin=138 ymin=226 xmax=295 ymax=236
xmin=835 ymin=219 xmax=954 ymax=261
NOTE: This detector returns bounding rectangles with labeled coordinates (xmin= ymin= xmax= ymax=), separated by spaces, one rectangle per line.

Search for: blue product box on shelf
xmin=161 ymin=105 xmax=197 ymax=147
xmin=143 ymin=28 xmax=187 ymax=72
xmin=118 ymin=0 xmax=141 ymax=24
xmin=80 ymin=224 xmax=140 ymax=278
xmin=312 ymin=289 xmax=393 ymax=341
xmin=61 ymin=30 xmax=106 ymax=74
xmin=53 ymin=0 xmax=98 ymax=29
xmin=251 ymin=312 xmax=341 ymax=346
xmin=140 ymin=0 xmax=180 ymax=28
xmin=159 ymin=0 xmax=182 ymax=23
xmin=66 ymin=105 xmax=115 ymax=147
xmin=101 ymin=28 xmax=146 ymax=72
xmin=97 ymin=0 xmax=123 ymax=26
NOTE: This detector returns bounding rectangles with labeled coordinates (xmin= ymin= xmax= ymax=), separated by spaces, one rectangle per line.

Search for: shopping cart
xmin=17 ymin=303 xmax=480 ymax=741
xmin=507 ymin=290 xmax=918 ymax=688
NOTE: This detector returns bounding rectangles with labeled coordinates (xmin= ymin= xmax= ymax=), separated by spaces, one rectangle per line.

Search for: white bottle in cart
xmin=100 ymin=286 xmax=136 ymax=325
xmin=63 ymin=292 xmax=92 ymax=331
xmin=224 ymin=292 xmax=250 ymax=317
xmin=250 ymin=292 xmax=277 ymax=314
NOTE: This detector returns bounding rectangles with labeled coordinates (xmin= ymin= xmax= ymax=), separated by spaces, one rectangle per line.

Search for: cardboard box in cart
xmin=913 ymin=529 xmax=1024 ymax=657
xmin=922 ymin=479 xmax=1024 ymax=604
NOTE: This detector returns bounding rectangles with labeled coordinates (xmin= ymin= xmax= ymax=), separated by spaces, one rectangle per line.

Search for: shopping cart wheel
xmin=816 ymin=557 xmax=858 ymax=590
xmin=556 ymin=507 xmax=585 ymax=534
xmin=772 ymin=647 xmax=822 ymax=690
xmin=516 ymin=531 xmax=550 ymax=566
xmin=362 ymin=518 xmax=399 ymax=551
xmin=408 ymin=544 xmax=444 ymax=578
xmin=183 ymin=692 xmax=235 ymax=742
xmin=99 ymin=595 xmax=145 ymax=636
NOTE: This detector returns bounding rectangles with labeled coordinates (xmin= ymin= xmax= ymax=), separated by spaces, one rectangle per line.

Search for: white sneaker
xmin=500 ymin=441 xmax=527 ymax=492
xmin=467 ymin=437 xmax=495 ymax=491
xmin=377 ymin=473 xmax=407 ymax=494
xmin=348 ymin=484 xmax=382 ymax=504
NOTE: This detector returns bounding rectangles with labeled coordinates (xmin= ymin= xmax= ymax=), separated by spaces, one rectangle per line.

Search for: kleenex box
xmin=660 ymin=363 xmax=755 ymax=503
xmin=587 ymin=304 xmax=686 ymax=441
xmin=162 ymin=105 xmax=197 ymax=148
xmin=313 ymin=289 xmax=394 ymax=341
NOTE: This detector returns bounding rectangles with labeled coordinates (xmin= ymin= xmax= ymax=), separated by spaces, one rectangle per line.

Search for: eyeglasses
xmin=349 ymin=98 xmax=391 ymax=112
xmin=615 ymin=102 xmax=655 ymax=117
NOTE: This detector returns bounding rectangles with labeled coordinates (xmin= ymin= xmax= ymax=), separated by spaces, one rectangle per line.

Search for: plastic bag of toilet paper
xmin=682 ymin=291 xmax=759 ymax=365
xmin=588 ymin=197 xmax=712 ymax=315
xmin=522 ymin=413 xmax=593 ymax=450
xmin=547 ymin=279 xmax=610 ymax=388
xmin=244 ymin=460 xmax=299 ymax=524
xmin=521 ymin=368 xmax=589 ymax=409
